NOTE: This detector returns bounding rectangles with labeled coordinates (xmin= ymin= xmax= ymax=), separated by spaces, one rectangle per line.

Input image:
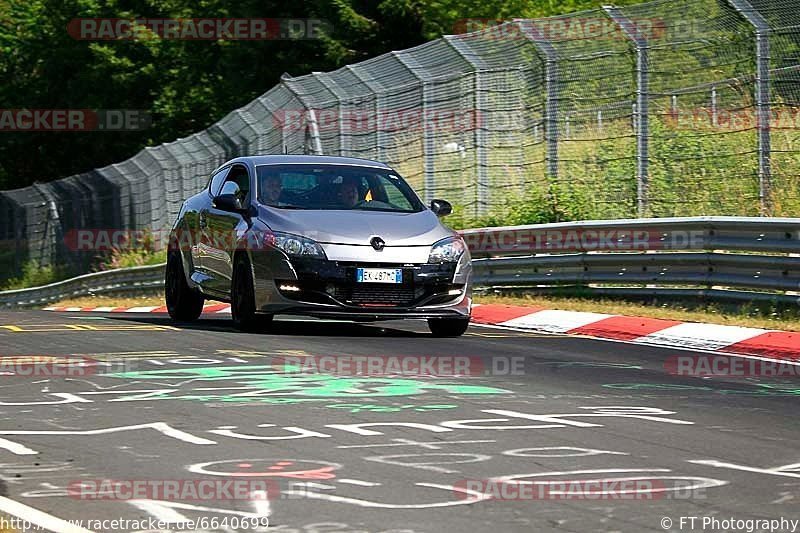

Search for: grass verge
xmin=52 ymin=294 xmax=166 ymax=308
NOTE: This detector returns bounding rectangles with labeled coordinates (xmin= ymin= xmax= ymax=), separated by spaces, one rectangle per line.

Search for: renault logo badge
xmin=370 ymin=236 xmax=385 ymax=251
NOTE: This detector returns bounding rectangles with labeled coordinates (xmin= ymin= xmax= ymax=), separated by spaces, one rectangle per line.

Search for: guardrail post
xmin=725 ymin=0 xmax=772 ymax=215
xmin=603 ymin=6 xmax=649 ymax=217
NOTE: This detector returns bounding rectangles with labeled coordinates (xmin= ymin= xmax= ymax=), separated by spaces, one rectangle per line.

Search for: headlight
xmin=272 ymin=232 xmax=327 ymax=259
xmin=428 ymin=236 xmax=467 ymax=263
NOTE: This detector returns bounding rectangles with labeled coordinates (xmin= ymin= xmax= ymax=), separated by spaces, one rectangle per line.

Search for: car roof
xmin=218 ymin=155 xmax=393 ymax=172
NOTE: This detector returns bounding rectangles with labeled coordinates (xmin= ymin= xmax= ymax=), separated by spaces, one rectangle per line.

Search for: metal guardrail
xmin=0 ymin=264 xmax=165 ymax=309
xmin=2 ymin=217 xmax=800 ymax=308
xmin=462 ymin=216 xmax=800 ymax=302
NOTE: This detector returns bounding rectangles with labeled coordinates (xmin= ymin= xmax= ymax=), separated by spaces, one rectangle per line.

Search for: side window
xmin=225 ymin=165 xmax=251 ymax=199
xmin=208 ymin=167 xmax=230 ymax=197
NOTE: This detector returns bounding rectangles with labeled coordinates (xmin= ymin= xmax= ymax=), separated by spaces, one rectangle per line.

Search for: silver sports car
xmin=165 ymin=155 xmax=472 ymax=336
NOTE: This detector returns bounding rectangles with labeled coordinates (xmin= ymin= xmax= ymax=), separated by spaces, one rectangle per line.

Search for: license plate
xmin=356 ymin=268 xmax=403 ymax=284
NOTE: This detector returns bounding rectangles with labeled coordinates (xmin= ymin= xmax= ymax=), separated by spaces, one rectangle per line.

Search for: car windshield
xmin=256 ymin=164 xmax=425 ymax=213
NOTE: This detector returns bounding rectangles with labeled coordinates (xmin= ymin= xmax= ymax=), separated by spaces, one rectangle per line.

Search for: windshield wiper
xmin=267 ymin=204 xmax=308 ymax=210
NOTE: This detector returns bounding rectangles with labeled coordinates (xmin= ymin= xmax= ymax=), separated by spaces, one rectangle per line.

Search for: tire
xmin=165 ymin=251 xmax=204 ymax=321
xmin=427 ymin=317 xmax=470 ymax=337
xmin=232 ymin=254 xmax=273 ymax=332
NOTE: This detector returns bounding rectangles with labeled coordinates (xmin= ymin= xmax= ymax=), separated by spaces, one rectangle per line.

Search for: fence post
xmin=445 ymin=36 xmax=490 ymax=217
xmin=305 ymin=110 xmax=323 ymax=155
xmin=346 ymin=65 xmax=386 ymax=161
xmin=604 ymin=5 xmax=649 ymax=217
xmin=30 ymin=183 xmax=62 ymax=269
xmin=671 ymin=94 xmax=678 ymax=122
xmin=14 ymin=205 xmax=22 ymax=274
xmin=517 ymin=21 xmax=559 ymax=182
xmin=711 ymin=85 xmax=718 ymax=127
xmin=725 ymin=0 xmax=772 ymax=215
xmin=313 ymin=73 xmax=348 ymax=156
xmin=394 ymin=51 xmax=435 ymax=205
xmin=281 ymin=76 xmax=323 ymax=155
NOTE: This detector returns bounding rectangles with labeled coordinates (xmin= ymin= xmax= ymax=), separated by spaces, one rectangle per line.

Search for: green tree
xmin=0 ymin=0 xmax=649 ymax=189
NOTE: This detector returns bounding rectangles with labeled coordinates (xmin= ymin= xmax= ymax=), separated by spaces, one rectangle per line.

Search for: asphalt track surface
xmin=0 ymin=310 xmax=799 ymax=533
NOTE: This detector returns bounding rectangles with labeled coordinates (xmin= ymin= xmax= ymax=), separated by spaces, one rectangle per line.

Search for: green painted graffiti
xmin=106 ymin=365 xmax=509 ymax=404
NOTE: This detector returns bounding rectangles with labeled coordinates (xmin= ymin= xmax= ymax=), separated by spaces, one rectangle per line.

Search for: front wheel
xmin=427 ymin=317 xmax=470 ymax=337
xmin=232 ymin=254 xmax=273 ymax=332
xmin=165 ymin=251 xmax=204 ymax=321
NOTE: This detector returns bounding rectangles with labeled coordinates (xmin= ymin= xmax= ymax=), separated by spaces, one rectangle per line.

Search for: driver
xmin=338 ymin=177 xmax=360 ymax=208
xmin=262 ymin=174 xmax=283 ymax=205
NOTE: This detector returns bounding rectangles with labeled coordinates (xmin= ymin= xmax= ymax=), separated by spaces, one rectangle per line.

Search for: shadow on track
xmin=103 ymin=314 xmax=432 ymax=338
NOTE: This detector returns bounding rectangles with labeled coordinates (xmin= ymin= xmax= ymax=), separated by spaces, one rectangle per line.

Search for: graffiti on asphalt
xmin=189 ymin=458 xmax=341 ymax=480
xmin=100 ymin=364 xmax=509 ymax=404
xmin=0 ymin=406 xmax=695 ymax=455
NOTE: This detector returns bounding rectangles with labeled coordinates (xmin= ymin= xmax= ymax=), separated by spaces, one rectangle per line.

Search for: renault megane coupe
xmin=165 ymin=155 xmax=472 ymax=336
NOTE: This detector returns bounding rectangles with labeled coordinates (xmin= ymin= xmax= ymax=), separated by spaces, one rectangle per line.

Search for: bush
xmin=1 ymin=261 xmax=66 ymax=291
xmin=99 ymin=247 xmax=168 ymax=270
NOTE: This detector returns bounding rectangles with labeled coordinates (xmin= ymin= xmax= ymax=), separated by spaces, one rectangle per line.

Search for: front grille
xmin=333 ymin=285 xmax=417 ymax=306
xmin=277 ymin=262 xmax=459 ymax=308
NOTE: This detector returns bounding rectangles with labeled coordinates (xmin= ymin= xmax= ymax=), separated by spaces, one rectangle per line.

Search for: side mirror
xmin=213 ymin=194 xmax=246 ymax=213
xmin=430 ymin=199 xmax=452 ymax=217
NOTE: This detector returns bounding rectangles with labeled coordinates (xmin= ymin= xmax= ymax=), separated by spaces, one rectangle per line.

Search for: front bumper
xmin=252 ymin=256 xmax=472 ymax=320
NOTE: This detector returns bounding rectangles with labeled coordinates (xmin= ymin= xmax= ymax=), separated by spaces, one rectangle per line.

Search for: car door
xmin=196 ymin=166 xmax=230 ymax=281
xmin=203 ymin=164 xmax=252 ymax=294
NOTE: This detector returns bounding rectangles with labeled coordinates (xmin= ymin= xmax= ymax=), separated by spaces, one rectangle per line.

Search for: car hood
xmin=257 ymin=207 xmax=454 ymax=246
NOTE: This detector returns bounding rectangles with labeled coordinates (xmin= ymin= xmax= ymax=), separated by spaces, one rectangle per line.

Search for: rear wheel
xmin=232 ymin=254 xmax=273 ymax=332
xmin=427 ymin=317 xmax=470 ymax=337
xmin=165 ymin=251 xmax=204 ymax=321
